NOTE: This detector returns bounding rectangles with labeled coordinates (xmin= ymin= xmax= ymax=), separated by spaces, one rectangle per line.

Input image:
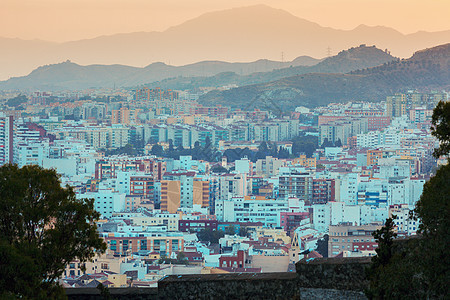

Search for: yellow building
xmin=292 ymin=155 xmax=317 ymax=168
xmin=255 ymin=228 xmax=291 ymax=245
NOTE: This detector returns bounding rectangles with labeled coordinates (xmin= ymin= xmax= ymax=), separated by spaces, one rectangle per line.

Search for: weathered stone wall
xmin=66 ymin=257 xmax=371 ymax=299
xmin=158 ymin=272 xmax=299 ymax=300
xmin=299 ymin=288 xmax=367 ymax=300
xmin=296 ymin=257 xmax=371 ymax=292
xmin=66 ymin=287 xmax=158 ymax=300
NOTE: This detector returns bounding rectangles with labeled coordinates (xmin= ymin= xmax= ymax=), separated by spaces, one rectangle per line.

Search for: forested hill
xmin=198 ymin=43 xmax=450 ymax=111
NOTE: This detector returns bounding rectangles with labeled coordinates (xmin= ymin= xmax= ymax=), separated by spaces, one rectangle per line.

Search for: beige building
xmin=328 ymin=223 xmax=381 ymax=257
xmin=160 ymin=180 xmax=181 ymax=213
xmin=193 ymin=179 xmax=210 ymax=208
xmin=292 ymin=155 xmax=316 ymax=168
xmin=255 ymin=156 xmax=284 ymax=177
xmin=130 ymin=213 xmax=180 ymax=231
xmin=319 ymin=117 xmax=368 ymax=146
xmin=386 ymin=93 xmax=407 ymax=117
xmin=111 ymin=107 xmax=130 ymax=124
xmin=251 ymin=254 xmax=290 ymax=272
xmin=63 ymin=253 xmax=126 ymax=278
xmin=255 ymin=228 xmax=291 ymax=245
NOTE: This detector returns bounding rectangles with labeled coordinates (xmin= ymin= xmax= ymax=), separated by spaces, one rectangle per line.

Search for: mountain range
xmin=0 ymin=44 xmax=397 ymax=91
xmin=1 ymin=4 xmax=449 ymax=81
xmin=0 ymin=56 xmax=320 ymax=91
xmin=198 ymin=43 xmax=450 ymax=110
xmin=146 ymin=45 xmax=396 ymax=90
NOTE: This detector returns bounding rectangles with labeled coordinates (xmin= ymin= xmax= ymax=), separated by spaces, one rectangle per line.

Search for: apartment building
xmin=386 ymin=93 xmax=407 ymax=117
xmin=278 ymin=170 xmax=313 ymax=201
xmin=102 ymin=232 xmax=184 ymax=257
xmin=328 ymin=223 xmax=381 ymax=257
xmin=0 ymin=114 xmax=14 ymax=165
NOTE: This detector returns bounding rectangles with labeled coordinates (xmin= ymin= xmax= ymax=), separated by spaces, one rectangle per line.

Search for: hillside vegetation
xmin=198 ymin=43 xmax=450 ymax=110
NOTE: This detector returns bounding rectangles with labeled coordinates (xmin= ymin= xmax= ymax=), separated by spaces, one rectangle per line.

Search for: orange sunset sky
xmin=1 ymin=0 xmax=450 ymax=42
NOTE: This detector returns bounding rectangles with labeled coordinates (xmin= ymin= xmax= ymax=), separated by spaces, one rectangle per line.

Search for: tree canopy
xmin=292 ymin=135 xmax=318 ymax=157
xmin=431 ymin=100 xmax=450 ymax=158
xmin=6 ymin=94 xmax=28 ymax=108
xmin=196 ymin=228 xmax=225 ymax=244
xmin=0 ymin=164 xmax=106 ymax=298
xmin=366 ymin=100 xmax=450 ymax=299
xmin=411 ymin=163 xmax=450 ymax=296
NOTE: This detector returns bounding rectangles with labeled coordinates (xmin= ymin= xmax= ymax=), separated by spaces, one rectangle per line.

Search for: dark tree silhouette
xmin=0 ymin=165 xmax=106 ymax=298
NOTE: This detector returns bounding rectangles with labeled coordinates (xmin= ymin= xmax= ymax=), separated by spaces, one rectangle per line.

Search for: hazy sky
xmin=1 ymin=0 xmax=450 ymax=42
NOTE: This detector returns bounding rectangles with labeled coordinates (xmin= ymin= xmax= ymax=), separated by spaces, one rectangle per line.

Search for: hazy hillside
xmin=1 ymin=5 xmax=449 ymax=80
xmin=147 ymin=44 xmax=396 ymax=90
xmin=198 ymin=43 xmax=450 ymax=111
xmin=0 ymin=44 xmax=394 ymax=91
xmin=0 ymin=56 xmax=320 ymax=91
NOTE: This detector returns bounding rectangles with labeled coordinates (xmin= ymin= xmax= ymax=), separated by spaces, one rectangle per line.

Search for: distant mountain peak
xmin=353 ymin=24 xmax=403 ymax=35
xmin=1 ymin=5 xmax=449 ymax=81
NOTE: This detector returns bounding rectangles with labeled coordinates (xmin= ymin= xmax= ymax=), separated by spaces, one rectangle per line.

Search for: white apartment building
xmin=389 ymin=204 xmax=418 ymax=235
xmin=215 ymin=196 xmax=303 ymax=227
xmin=0 ymin=114 xmax=14 ymax=166
xmin=218 ymin=173 xmax=249 ymax=200
xmin=77 ymin=190 xmax=126 ymax=219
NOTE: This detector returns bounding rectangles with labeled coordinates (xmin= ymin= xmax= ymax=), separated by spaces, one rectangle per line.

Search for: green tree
xmin=224 ymin=225 xmax=236 ymax=235
xmin=414 ymin=99 xmax=450 ymax=296
xmin=371 ymin=217 xmax=397 ymax=269
xmin=0 ymin=165 xmax=106 ymax=299
xmin=431 ymin=100 xmax=450 ymax=158
xmin=105 ymin=144 xmax=138 ymax=156
xmin=192 ymin=141 xmax=202 ymax=160
xmin=366 ymin=101 xmax=450 ymax=299
xmin=197 ymin=228 xmax=224 ymax=244
xmin=314 ymin=234 xmax=329 ymax=258
xmin=211 ymin=165 xmax=228 ymax=174
xmin=268 ymin=142 xmax=278 ymax=157
xmin=366 ymin=217 xmax=424 ymax=299
xmin=176 ymin=251 xmax=188 ymax=264
xmin=292 ymin=135 xmax=318 ymax=157
xmin=366 ymin=217 xmax=398 ymax=299
xmin=168 ymin=139 xmax=174 ymax=152
xmin=320 ymin=138 xmax=333 ymax=149
xmin=202 ymin=136 xmax=214 ymax=161
xmin=238 ymin=226 xmax=249 ymax=238
xmin=6 ymin=94 xmax=28 ymax=108
xmin=151 ymin=144 xmax=164 ymax=156
xmin=411 ymin=164 xmax=450 ymax=297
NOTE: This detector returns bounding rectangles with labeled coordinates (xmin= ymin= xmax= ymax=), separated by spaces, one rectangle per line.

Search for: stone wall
xmin=296 ymin=257 xmax=371 ymax=292
xmin=66 ymin=257 xmax=371 ymax=299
